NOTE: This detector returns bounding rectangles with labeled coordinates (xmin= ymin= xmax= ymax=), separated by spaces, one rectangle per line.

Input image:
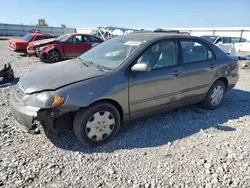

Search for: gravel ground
xmin=0 ymin=37 xmax=250 ymax=188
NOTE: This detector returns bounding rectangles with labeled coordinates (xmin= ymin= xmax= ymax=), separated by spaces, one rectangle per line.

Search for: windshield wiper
xmin=76 ymin=57 xmax=89 ymax=67
xmin=81 ymin=58 xmax=113 ymax=71
xmin=96 ymin=64 xmax=113 ymax=71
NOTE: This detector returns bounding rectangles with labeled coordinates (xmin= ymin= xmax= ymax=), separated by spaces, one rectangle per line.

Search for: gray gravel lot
xmin=0 ymin=37 xmax=250 ymax=188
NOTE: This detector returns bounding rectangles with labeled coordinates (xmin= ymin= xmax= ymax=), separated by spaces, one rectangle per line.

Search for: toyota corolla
xmin=10 ymin=32 xmax=239 ymax=146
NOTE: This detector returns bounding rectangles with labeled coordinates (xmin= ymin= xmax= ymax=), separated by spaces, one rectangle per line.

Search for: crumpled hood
xmin=19 ymin=59 xmax=106 ymax=94
xmin=29 ymin=38 xmax=57 ymax=47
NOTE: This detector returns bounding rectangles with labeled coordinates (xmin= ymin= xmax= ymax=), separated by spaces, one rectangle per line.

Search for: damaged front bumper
xmin=10 ymin=91 xmax=61 ymax=132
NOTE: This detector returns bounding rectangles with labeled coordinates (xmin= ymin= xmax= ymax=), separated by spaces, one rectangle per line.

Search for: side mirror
xmin=131 ymin=63 xmax=152 ymax=72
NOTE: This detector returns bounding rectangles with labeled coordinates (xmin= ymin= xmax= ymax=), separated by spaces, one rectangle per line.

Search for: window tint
xmin=68 ymin=35 xmax=86 ymax=43
xmin=180 ymin=40 xmax=214 ymax=63
xmin=240 ymin=38 xmax=246 ymax=42
xmin=231 ymin=37 xmax=241 ymax=43
xmin=222 ymin=37 xmax=231 ymax=43
xmin=43 ymin=36 xmax=56 ymax=39
xmin=137 ymin=41 xmax=178 ymax=69
xmin=84 ymin=35 xmax=99 ymax=43
xmin=33 ymin=36 xmax=44 ymax=41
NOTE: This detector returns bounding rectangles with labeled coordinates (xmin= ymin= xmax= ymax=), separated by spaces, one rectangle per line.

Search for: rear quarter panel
xmin=208 ymin=42 xmax=239 ymax=89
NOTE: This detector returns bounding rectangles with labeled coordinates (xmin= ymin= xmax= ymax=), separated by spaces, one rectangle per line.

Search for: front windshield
xmin=56 ymin=34 xmax=70 ymax=42
xmin=22 ymin=34 xmax=33 ymax=41
xmin=201 ymin=36 xmax=218 ymax=43
xmin=79 ymin=37 xmax=146 ymax=69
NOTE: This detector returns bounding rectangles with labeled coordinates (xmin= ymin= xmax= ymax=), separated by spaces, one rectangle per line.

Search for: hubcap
xmin=49 ymin=51 xmax=59 ymax=61
xmin=85 ymin=111 xmax=115 ymax=141
xmin=210 ymin=85 xmax=224 ymax=106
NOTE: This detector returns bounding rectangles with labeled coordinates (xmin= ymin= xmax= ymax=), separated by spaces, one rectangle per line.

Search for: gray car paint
xmin=10 ymin=33 xmax=239 ymax=130
xmin=19 ymin=58 xmax=106 ymax=94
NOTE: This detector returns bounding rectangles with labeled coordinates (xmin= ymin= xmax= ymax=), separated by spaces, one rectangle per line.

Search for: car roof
xmin=116 ymin=32 xmax=201 ymax=41
xmin=30 ymin=33 xmax=54 ymax=36
xmin=69 ymin=33 xmax=101 ymax=37
xmin=201 ymin=35 xmax=219 ymax=37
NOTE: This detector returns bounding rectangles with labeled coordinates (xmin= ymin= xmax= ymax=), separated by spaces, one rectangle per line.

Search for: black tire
xmin=48 ymin=50 xmax=61 ymax=63
xmin=202 ymin=80 xmax=226 ymax=110
xmin=73 ymin=102 xmax=121 ymax=146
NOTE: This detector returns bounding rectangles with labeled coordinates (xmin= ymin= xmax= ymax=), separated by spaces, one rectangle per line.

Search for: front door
xmin=129 ymin=40 xmax=185 ymax=118
xmin=63 ymin=35 xmax=92 ymax=57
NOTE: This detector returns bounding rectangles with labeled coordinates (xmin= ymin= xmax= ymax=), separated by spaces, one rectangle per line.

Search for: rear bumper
xmin=8 ymin=46 xmax=17 ymax=51
xmin=8 ymin=46 xmax=26 ymax=53
xmin=228 ymin=72 xmax=239 ymax=90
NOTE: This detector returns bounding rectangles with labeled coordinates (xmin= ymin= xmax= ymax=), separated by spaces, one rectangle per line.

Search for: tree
xmin=37 ymin=18 xmax=48 ymax=26
xmin=61 ymin=24 xmax=66 ymax=28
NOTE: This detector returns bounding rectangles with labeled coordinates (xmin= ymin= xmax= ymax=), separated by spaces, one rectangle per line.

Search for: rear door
xmin=177 ymin=39 xmax=218 ymax=102
xmin=63 ymin=35 xmax=92 ymax=57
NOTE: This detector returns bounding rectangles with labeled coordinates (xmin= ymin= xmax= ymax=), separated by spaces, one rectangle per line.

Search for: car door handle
xmin=209 ymin=64 xmax=216 ymax=69
xmin=172 ymin=70 xmax=182 ymax=76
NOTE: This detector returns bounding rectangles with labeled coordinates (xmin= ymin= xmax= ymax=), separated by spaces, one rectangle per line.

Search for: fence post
xmin=213 ymin=30 xmax=215 ymax=36
xmin=4 ymin=24 xmax=7 ymax=36
xmin=240 ymin=30 xmax=243 ymax=38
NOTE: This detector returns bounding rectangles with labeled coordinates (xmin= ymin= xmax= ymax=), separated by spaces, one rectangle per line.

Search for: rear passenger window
xmin=180 ymin=40 xmax=214 ymax=63
xmin=33 ymin=36 xmax=43 ymax=41
xmin=240 ymin=38 xmax=247 ymax=42
xmin=84 ymin=35 xmax=100 ymax=43
xmin=231 ymin=37 xmax=240 ymax=43
xmin=222 ymin=37 xmax=231 ymax=44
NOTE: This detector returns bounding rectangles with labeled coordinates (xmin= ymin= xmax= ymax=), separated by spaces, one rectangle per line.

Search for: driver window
xmin=137 ymin=41 xmax=178 ymax=69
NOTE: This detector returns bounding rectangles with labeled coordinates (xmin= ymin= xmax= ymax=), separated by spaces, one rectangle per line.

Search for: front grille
xmin=15 ymin=83 xmax=26 ymax=101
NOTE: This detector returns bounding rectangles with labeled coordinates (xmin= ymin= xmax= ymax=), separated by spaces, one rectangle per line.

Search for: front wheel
xmin=73 ymin=102 xmax=121 ymax=146
xmin=47 ymin=50 xmax=61 ymax=63
xmin=202 ymin=80 xmax=226 ymax=110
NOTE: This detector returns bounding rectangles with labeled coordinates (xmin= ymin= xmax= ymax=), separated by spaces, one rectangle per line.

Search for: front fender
xmin=56 ymin=71 xmax=129 ymax=117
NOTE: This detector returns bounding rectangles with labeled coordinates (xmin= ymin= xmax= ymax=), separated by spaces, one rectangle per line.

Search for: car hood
xmin=29 ymin=38 xmax=57 ymax=47
xmin=19 ymin=59 xmax=106 ymax=94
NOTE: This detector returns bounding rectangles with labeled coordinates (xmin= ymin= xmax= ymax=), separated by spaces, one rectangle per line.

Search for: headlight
xmin=22 ymin=92 xmax=67 ymax=108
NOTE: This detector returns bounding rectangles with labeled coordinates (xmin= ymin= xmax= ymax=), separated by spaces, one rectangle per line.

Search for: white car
xmin=201 ymin=35 xmax=249 ymax=55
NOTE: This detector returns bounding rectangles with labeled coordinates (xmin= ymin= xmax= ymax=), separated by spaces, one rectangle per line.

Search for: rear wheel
xmin=73 ymin=102 xmax=121 ymax=146
xmin=48 ymin=50 xmax=61 ymax=63
xmin=202 ymin=80 xmax=226 ymax=110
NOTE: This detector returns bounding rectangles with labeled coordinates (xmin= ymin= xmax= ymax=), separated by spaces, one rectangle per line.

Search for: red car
xmin=37 ymin=33 xmax=104 ymax=63
xmin=27 ymin=38 xmax=57 ymax=56
xmin=8 ymin=31 xmax=57 ymax=52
